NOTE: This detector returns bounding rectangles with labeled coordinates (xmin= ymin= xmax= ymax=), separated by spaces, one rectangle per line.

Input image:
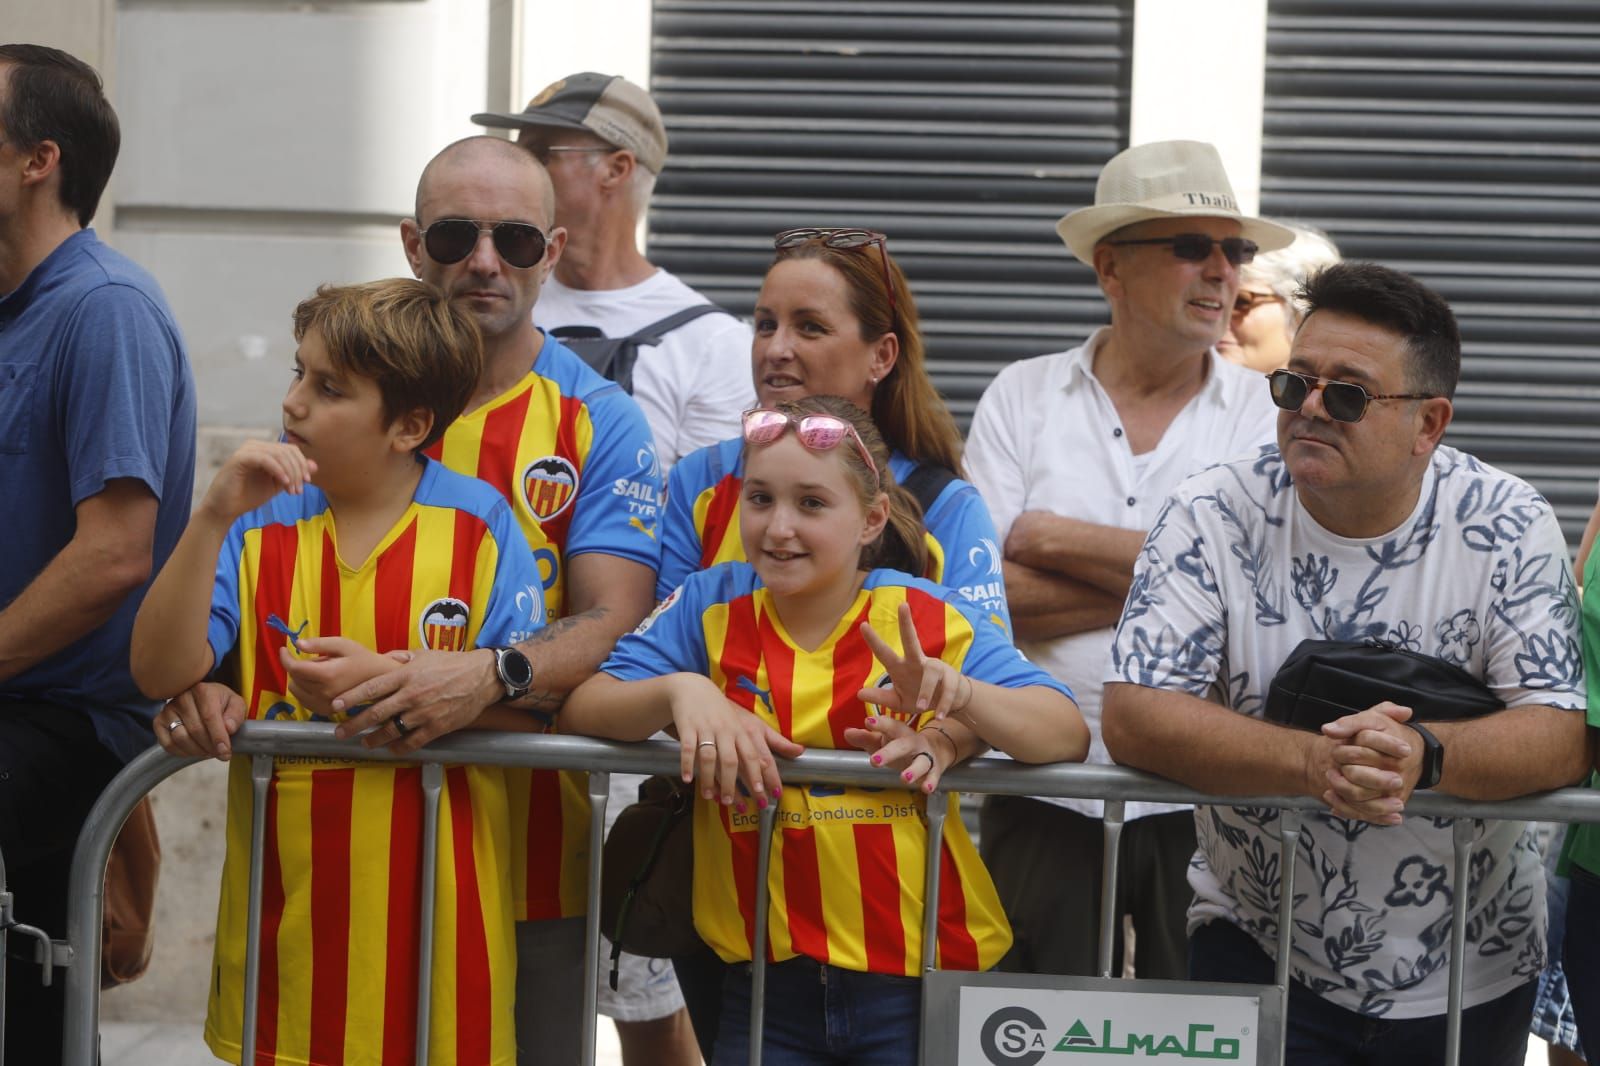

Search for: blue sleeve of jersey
xmin=953 ymin=593 xmax=1073 ymax=701
xmin=657 ymin=451 xmax=710 ymax=601
xmin=475 ymin=497 xmax=549 ymax=647
xmin=206 ymin=519 xmax=247 ymax=668
xmin=565 ymin=385 xmax=663 ymax=571
xmin=925 ymin=480 xmax=1013 ymax=636
xmin=602 ymin=574 xmax=711 ymax=680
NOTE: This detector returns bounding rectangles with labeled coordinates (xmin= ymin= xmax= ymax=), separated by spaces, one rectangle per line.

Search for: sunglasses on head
xmin=422 ymin=218 xmax=550 ymax=269
xmin=1267 ymin=369 xmax=1437 ymax=424
xmin=741 ymin=408 xmax=880 ymax=489
xmin=1106 ymin=233 xmax=1259 ymax=267
xmin=773 ymin=227 xmax=899 ymax=327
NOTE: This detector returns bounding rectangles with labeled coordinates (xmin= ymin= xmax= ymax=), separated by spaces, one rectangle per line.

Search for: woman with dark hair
xmin=656 ymin=228 xmax=1010 ymax=633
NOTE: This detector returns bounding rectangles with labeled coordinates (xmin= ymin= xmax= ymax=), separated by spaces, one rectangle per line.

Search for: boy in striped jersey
xmin=133 ymin=279 xmax=544 ymax=1065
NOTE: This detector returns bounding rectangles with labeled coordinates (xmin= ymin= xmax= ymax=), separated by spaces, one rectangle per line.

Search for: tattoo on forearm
xmin=524 ymin=607 xmax=608 ymax=645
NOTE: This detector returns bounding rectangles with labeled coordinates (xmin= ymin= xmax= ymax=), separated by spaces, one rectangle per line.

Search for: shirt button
xmin=1126 ymin=497 xmax=1136 ymax=507
xmin=1113 ymin=428 xmax=1123 ymax=438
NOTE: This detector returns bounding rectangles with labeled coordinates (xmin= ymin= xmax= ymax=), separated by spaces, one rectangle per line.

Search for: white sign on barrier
xmin=959 ymin=985 xmax=1260 ymax=1063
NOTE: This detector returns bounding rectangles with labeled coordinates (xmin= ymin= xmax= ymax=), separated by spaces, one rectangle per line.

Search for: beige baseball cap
xmin=1056 ymin=140 xmax=1295 ymax=265
xmin=473 ymin=72 xmax=668 ymax=175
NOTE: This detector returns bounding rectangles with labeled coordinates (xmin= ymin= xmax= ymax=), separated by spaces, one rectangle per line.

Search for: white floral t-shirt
xmin=1108 ymin=444 xmax=1584 ymax=1019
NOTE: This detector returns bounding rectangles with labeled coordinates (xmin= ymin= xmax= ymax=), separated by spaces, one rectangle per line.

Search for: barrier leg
xmin=240 ymin=755 xmax=275 ymax=1066
xmin=918 ymin=791 xmax=950 ymax=1066
xmin=581 ymin=771 xmax=610 ymax=1066
xmin=748 ymin=803 xmax=777 ymax=1066
xmin=0 ymin=845 xmax=8 ymax=1066
xmin=1274 ymin=809 xmax=1302 ymax=1066
xmin=413 ymin=763 xmax=445 ymax=1065
xmin=1444 ymin=819 xmax=1474 ymax=1066
xmin=1098 ymin=800 xmax=1126 ymax=979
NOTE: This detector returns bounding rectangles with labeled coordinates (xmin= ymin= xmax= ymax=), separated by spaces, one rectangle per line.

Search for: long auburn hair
xmin=771 ymin=237 xmax=964 ymax=473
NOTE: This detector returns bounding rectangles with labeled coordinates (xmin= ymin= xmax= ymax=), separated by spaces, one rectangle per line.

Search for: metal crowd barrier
xmin=56 ymin=721 xmax=1600 ymax=1065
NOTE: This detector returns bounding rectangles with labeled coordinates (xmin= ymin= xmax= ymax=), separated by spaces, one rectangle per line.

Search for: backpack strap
xmin=550 ymin=303 xmax=735 ymax=395
xmin=898 ymin=461 xmax=958 ymax=516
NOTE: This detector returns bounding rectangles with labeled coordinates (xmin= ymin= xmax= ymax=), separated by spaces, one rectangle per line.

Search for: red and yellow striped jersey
xmin=602 ymin=564 xmax=1071 ymax=975
xmin=424 ymin=333 xmax=661 ymax=921
xmin=202 ymin=461 xmax=541 ymax=1065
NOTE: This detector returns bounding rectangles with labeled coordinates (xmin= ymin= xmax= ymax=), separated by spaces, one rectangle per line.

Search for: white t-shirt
xmin=964 ymin=328 xmax=1278 ymax=819
xmin=535 ymin=271 xmax=756 ymax=472
xmin=1108 ymin=444 xmax=1584 ymax=1018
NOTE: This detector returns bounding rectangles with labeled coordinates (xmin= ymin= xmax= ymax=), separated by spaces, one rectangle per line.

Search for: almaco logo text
xmin=962 ymin=987 xmax=1257 ymax=1065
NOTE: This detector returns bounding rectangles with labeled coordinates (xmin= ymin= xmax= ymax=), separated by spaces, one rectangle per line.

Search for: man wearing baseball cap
xmin=476 ymin=73 xmax=753 ymax=472
xmin=964 ymin=140 xmax=1293 ymax=982
xmin=477 ymin=73 xmax=742 ymax=1066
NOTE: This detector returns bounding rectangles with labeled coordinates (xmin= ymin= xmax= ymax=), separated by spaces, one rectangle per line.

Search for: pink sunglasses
xmin=741 ymin=408 xmax=880 ymax=489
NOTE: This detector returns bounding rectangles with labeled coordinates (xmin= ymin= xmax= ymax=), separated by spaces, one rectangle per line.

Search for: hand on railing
xmin=844 ymin=715 xmax=953 ymax=794
xmin=153 ymin=681 xmax=247 ymax=761
xmin=665 ymin=673 xmax=804 ymax=810
xmin=1318 ymin=702 xmax=1421 ymax=826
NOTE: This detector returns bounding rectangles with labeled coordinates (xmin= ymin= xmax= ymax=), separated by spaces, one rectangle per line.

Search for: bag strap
xmin=553 ymin=303 xmax=735 ymax=395
xmin=899 ymin=461 xmax=958 ymax=515
xmin=629 ymin=303 xmax=735 ymax=344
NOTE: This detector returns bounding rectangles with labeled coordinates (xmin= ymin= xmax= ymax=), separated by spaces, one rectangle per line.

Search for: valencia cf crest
xmin=419 ymin=597 xmax=471 ymax=652
xmin=521 ymin=455 xmax=580 ymax=523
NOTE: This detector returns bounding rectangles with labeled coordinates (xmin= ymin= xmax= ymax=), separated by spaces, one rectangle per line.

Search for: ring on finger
xmin=394 ymin=715 xmax=412 ymax=736
xmin=910 ymin=751 xmax=934 ymax=769
xmin=697 ymin=740 xmax=717 ymax=750
xmin=167 ymin=718 xmax=183 ymax=733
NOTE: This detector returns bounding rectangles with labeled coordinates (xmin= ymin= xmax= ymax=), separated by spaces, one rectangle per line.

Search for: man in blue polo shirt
xmin=0 ymin=43 xmax=195 ymax=1061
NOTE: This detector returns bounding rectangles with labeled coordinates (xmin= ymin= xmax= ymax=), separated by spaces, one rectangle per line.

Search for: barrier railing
xmin=57 ymin=722 xmax=1600 ymax=1065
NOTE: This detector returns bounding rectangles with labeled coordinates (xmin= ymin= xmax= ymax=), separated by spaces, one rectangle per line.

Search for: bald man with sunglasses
xmin=1100 ymin=260 xmax=1587 ymax=1062
xmin=964 ymin=140 xmax=1291 ymax=983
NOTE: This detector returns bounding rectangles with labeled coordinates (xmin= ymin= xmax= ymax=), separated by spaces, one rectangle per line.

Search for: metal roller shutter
xmin=646 ymin=1 xmax=1134 ymax=425
xmin=1261 ymin=0 xmax=1600 ymax=544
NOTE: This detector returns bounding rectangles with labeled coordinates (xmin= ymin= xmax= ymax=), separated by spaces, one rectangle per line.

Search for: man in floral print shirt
xmin=1103 ymin=262 xmax=1589 ymax=1064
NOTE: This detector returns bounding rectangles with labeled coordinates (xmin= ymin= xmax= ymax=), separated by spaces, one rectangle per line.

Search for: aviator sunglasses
xmin=1106 ymin=233 xmax=1260 ymax=267
xmin=1268 ymin=368 xmax=1437 ymax=424
xmin=774 ymin=228 xmax=898 ymax=327
xmin=742 ymin=408 xmax=880 ymax=489
xmin=422 ymin=218 xmax=550 ymax=269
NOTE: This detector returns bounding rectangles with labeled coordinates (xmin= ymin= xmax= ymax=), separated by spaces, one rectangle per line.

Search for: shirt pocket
xmin=0 ymin=363 xmax=36 ymax=454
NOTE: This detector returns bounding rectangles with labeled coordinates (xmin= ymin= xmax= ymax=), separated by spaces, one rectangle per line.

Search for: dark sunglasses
xmin=774 ymin=228 xmax=898 ymax=327
xmin=742 ymin=408 xmax=880 ymax=489
xmin=1106 ymin=233 xmax=1259 ymax=267
xmin=1268 ymin=369 xmax=1436 ymax=424
xmin=422 ymin=218 xmax=550 ymax=269
xmin=1234 ymin=290 xmax=1284 ymax=317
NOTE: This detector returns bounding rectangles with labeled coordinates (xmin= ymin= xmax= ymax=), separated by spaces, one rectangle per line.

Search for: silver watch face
xmin=497 ymin=647 xmax=533 ymax=690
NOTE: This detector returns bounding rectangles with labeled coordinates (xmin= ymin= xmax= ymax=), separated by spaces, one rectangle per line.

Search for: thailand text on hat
xmin=472 ymin=72 xmax=668 ymax=175
xmin=1056 ymin=140 xmax=1295 ymax=266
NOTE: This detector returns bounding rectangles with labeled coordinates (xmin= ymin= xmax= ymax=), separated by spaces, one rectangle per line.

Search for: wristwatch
xmin=1404 ymin=721 xmax=1444 ymax=790
xmin=489 ymin=646 xmax=534 ymax=701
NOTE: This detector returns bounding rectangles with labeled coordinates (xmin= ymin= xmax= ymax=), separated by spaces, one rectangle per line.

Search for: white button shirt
xmin=964 ymin=327 xmax=1279 ymax=819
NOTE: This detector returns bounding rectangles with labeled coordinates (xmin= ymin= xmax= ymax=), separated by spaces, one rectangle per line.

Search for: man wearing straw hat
xmin=965 ymin=140 xmax=1289 ymax=981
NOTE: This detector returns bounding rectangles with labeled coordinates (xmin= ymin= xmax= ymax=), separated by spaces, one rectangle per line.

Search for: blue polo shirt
xmin=0 ymin=229 xmax=196 ymax=761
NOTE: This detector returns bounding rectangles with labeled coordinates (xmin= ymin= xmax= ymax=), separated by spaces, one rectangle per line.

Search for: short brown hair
xmin=0 ymin=44 xmax=120 ymax=227
xmin=291 ymin=279 xmax=482 ymax=452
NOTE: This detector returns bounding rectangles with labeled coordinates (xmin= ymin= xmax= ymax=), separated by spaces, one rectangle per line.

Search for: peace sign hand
xmin=857 ymin=602 xmax=973 ymax=720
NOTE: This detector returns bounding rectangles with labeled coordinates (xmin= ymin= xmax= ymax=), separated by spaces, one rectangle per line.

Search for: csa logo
xmin=980 ymin=1006 xmax=1048 ymax=1065
xmin=419 ymin=597 xmax=471 ymax=652
xmin=521 ymin=455 xmax=580 ymax=522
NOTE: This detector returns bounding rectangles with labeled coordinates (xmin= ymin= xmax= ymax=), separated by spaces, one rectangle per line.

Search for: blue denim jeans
xmin=1561 ymin=862 xmax=1600 ymax=1058
xmin=711 ymin=957 xmax=921 ymax=1066
xmin=1190 ymin=920 xmax=1535 ymax=1066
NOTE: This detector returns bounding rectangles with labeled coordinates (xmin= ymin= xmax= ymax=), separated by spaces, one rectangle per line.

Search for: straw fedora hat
xmin=1056 ymin=140 xmax=1295 ymax=266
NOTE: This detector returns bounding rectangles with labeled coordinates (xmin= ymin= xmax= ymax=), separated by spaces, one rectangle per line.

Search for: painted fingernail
xmin=903 ymin=770 xmax=914 ymax=782
xmin=864 ymin=716 xmax=876 ymax=725
xmin=757 ymin=797 xmax=768 ymax=810
xmin=924 ymin=782 xmax=935 ymax=793
xmin=772 ymin=786 xmax=782 ymax=798
xmin=735 ymin=800 xmax=747 ymax=814
xmin=871 ymin=754 xmax=882 ymax=766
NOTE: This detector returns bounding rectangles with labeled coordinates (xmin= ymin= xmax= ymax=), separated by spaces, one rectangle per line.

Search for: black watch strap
xmin=1404 ymin=721 xmax=1444 ymax=790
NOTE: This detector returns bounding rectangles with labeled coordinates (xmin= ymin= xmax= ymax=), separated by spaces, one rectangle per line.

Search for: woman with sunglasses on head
xmin=565 ymin=396 xmax=1085 ymax=1066
xmin=656 ymin=228 xmax=1012 ymax=636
